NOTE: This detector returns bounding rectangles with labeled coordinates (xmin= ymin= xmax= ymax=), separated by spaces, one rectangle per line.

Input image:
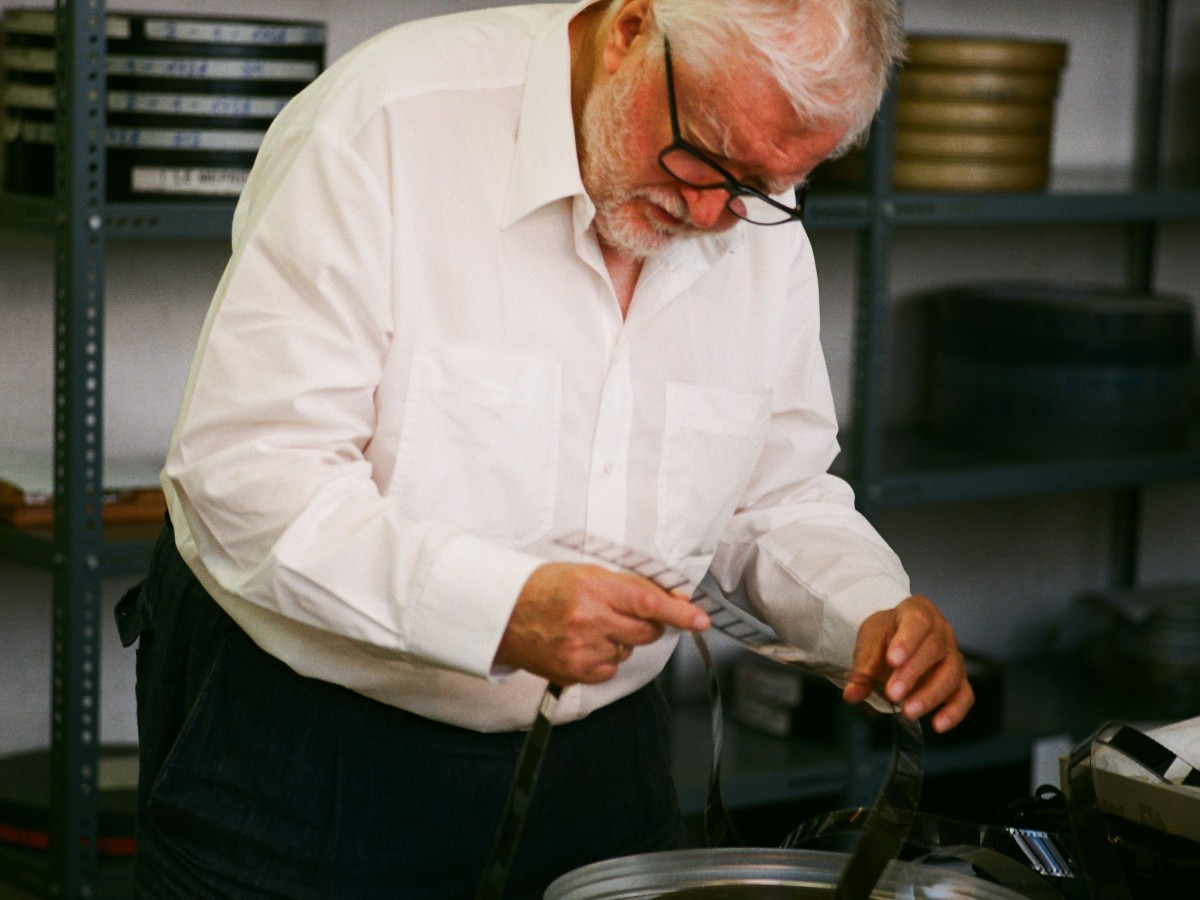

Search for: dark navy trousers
xmin=120 ymin=524 xmax=682 ymax=899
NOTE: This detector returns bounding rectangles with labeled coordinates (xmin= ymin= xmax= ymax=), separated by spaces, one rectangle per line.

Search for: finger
xmin=577 ymin=661 xmax=620 ymax=686
xmin=841 ymin=669 xmax=877 ymax=705
xmin=898 ymin=650 xmax=969 ymax=721
xmin=847 ymin=611 xmax=893 ymax=697
xmin=881 ymin=597 xmax=939 ymax=670
xmin=499 ymin=563 xmax=709 ymax=686
xmin=884 ymin=626 xmax=951 ymax=704
xmin=930 ymin=680 xmax=976 ymax=733
xmin=606 ymin=619 xmax=666 ymax=650
xmin=558 ymin=643 xmax=625 ymax=686
xmin=581 ymin=639 xmax=636 ymax=683
xmin=608 ymin=573 xmax=710 ymax=633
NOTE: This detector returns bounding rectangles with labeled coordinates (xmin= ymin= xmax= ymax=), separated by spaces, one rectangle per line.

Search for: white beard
xmin=578 ymin=67 xmax=701 ymax=259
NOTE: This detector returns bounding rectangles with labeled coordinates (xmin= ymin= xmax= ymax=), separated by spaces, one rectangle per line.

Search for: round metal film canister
xmin=898 ymin=68 xmax=1061 ymax=103
xmin=906 ymin=35 xmax=1068 ymax=71
xmin=894 ymin=128 xmax=1051 ymax=161
xmin=896 ymin=97 xmax=1055 ymax=132
xmin=893 ymin=157 xmax=1050 ymax=192
xmin=545 ymin=848 xmax=1032 ymax=900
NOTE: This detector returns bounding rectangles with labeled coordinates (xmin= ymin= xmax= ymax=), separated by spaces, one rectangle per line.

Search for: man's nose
xmin=680 ymin=185 xmax=731 ymax=228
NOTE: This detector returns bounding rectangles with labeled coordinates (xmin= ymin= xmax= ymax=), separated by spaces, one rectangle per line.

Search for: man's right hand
xmin=493 ymin=562 xmax=710 ymax=686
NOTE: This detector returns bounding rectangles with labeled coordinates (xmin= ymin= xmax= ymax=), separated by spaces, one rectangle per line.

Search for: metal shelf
xmin=0 ymin=192 xmax=236 ymax=239
xmin=890 ymin=168 xmax=1200 ymax=226
xmin=102 ymin=201 xmax=236 ymax=240
xmin=847 ymin=1 xmax=1199 ymax=545
xmin=0 ymin=521 xmax=159 ymax=575
xmin=7 ymin=170 xmax=1195 ymax=241
xmin=805 ymin=168 xmax=1200 ymax=231
xmin=804 ymin=190 xmax=871 ymax=230
xmin=855 ymin=424 xmax=1200 ymax=508
xmin=0 ymin=844 xmax=132 ymax=898
xmin=0 ymin=845 xmax=49 ymax=897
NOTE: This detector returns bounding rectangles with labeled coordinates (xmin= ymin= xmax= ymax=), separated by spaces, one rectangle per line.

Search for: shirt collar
xmin=502 ymin=0 xmax=746 ymax=266
xmin=501 ymin=1 xmax=590 ymax=228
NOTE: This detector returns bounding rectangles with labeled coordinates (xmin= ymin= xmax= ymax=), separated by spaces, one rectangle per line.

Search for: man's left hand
xmin=842 ymin=595 xmax=974 ymax=733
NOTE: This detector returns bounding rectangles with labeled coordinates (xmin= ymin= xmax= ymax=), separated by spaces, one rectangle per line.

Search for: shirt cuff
xmin=811 ymin=574 xmax=911 ymax=670
xmin=409 ymin=532 xmax=545 ymax=679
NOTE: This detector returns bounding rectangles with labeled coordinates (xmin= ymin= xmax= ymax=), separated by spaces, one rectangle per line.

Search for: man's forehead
xmin=675 ymin=66 xmax=840 ymax=188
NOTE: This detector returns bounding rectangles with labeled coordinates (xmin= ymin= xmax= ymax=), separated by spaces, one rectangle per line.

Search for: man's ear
xmin=601 ymin=0 xmax=654 ymax=74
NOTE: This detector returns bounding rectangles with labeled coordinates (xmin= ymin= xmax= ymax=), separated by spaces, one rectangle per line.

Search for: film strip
xmin=484 ymin=533 xmax=925 ymax=900
xmin=687 ymin=626 xmax=743 ymax=848
xmin=693 ymin=569 xmax=924 ymax=900
xmin=480 ymin=533 xmax=1200 ymax=898
xmin=1090 ymin=722 xmax=1200 ymax=788
xmin=477 ymin=683 xmax=564 ymax=900
xmin=784 ymin=805 xmax=1075 ymax=899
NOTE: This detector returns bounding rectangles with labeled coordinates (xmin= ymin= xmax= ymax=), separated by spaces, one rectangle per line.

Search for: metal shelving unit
xmin=43 ymin=3 xmax=114 ymax=895
xmin=0 ymin=520 xmax=165 ymax=575
xmin=0 ymin=1 xmax=240 ymax=895
xmin=2 ymin=192 xmax=235 ymax=238
xmin=890 ymin=172 xmax=1200 ymax=225
xmin=835 ymin=0 xmax=1200 ymax=802
xmin=848 ymin=0 xmax=1200 ymax=533
xmin=854 ymin=424 xmax=1200 ymax=508
xmin=0 ymin=0 xmax=1196 ymax=893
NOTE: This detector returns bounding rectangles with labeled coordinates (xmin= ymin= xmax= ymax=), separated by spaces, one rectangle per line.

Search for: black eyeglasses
xmin=657 ymin=38 xmax=807 ymax=225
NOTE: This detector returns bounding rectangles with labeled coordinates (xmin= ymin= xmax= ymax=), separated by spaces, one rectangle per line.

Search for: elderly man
xmin=121 ymin=0 xmax=973 ymax=897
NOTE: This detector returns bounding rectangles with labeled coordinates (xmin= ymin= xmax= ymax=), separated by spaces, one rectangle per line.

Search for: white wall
xmin=2 ymin=0 xmax=1199 ymax=754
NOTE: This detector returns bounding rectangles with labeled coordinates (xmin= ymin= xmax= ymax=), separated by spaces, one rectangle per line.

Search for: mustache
xmin=634 ymin=187 xmax=700 ymax=232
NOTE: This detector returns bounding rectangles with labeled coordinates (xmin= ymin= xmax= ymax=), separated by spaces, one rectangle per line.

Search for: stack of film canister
xmin=894 ymin=34 xmax=1068 ymax=191
xmin=921 ymin=283 xmax=1195 ymax=455
xmin=1 ymin=7 xmax=325 ymax=201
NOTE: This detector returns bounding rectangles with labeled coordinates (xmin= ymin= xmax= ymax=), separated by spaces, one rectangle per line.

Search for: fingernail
xmin=887 ymin=680 xmax=906 ymax=702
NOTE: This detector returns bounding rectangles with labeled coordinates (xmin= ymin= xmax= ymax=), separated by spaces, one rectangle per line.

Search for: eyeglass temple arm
xmin=662 ymin=38 xmax=684 ymax=139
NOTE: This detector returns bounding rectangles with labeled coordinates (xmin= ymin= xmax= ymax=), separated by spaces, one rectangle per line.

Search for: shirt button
xmin=603 ymin=463 xmax=614 ymax=476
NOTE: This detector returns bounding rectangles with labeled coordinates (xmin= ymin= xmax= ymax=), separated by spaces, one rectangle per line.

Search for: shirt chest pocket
xmin=392 ymin=341 xmax=561 ymax=545
xmin=655 ymin=383 xmax=772 ymax=569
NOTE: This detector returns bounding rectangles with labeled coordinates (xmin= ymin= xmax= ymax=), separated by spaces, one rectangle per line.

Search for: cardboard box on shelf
xmin=0 ymin=449 xmax=165 ymax=528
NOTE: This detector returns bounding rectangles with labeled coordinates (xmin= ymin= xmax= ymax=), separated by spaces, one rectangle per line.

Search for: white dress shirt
xmin=162 ymin=1 xmax=912 ymax=732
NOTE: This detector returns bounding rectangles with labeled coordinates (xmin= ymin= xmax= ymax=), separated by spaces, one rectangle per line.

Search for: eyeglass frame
xmin=657 ymin=37 xmax=808 ymax=225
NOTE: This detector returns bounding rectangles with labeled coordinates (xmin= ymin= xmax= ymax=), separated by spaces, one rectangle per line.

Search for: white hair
xmin=645 ymin=0 xmax=905 ymax=154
